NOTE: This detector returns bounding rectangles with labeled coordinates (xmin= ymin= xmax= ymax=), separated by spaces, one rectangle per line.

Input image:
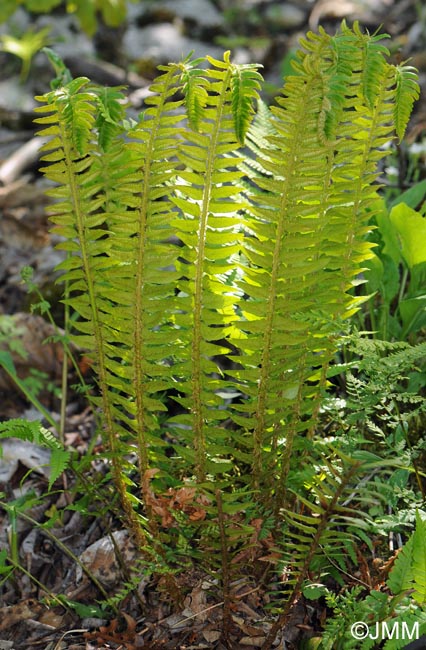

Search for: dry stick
xmin=52 ymin=629 xmax=89 ymax=650
xmin=0 ymin=136 xmax=49 ymax=185
xmin=166 ymin=586 xmax=261 ymax=628
xmin=216 ymin=488 xmax=232 ymax=646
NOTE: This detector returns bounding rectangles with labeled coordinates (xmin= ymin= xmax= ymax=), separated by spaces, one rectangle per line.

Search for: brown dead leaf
xmin=183 ymin=580 xmax=208 ymax=622
xmin=0 ymin=598 xmax=44 ymax=631
xmin=142 ymin=473 xmax=209 ymax=527
xmin=38 ymin=608 xmax=66 ymax=628
xmin=84 ymin=613 xmax=144 ymax=649
xmin=240 ymin=636 xmax=266 ymax=646
xmin=202 ymin=629 xmax=222 ymax=643
xmin=77 ymin=529 xmax=140 ymax=588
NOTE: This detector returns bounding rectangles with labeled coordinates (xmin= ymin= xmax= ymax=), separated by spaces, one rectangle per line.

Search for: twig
xmin=0 ymin=136 xmax=48 ymax=185
xmin=216 ymin=488 xmax=232 ymax=645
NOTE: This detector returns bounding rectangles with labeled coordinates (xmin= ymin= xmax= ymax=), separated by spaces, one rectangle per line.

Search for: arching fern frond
xmin=49 ymin=77 xmax=96 ymax=155
xmin=92 ymin=85 xmax=128 ymax=151
xmin=394 ymin=63 xmax=420 ymax=141
xmin=229 ymin=55 xmax=263 ymax=144
xmin=349 ymin=21 xmax=391 ymax=109
xmin=176 ymin=54 xmax=208 ymax=132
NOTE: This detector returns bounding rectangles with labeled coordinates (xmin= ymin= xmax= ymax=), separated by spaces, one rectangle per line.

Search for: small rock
xmin=0 ymin=77 xmax=36 ymax=112
xmin=35 ymin=15 xmax=95 ymax=60
xmin=81 ymin=617 xmax=109 ymax=629
xmin=123 ymin=22 xmax=223 ymax=65
xmin=128 ymin=0 xmax=223 ymax=30
xmin=155 ymin=0 xmax=223 ymax=29
xmin=0 ymin=8 xmax=30 ymax=36
xmin=0 ymin=437 xmax=51 ymax=483
xmin=0 ymin=641 xmax=14 ymax=650
xmin=264 ymin=3 xmax=306 ymax=29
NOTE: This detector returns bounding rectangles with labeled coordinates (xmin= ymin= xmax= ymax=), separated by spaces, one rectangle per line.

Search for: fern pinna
xmin=34 ymin=22 xmax=419 ymax=646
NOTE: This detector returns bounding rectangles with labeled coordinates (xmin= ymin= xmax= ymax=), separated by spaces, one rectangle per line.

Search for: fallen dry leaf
xmin=77 ymin=529 xmax=141 ymax=588
xmin=0 ymin=599 xmax=44 ymax=631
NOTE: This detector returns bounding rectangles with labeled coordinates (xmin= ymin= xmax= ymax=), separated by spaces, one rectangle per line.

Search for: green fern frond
xmin=232 ymin=22 xmax=415 ymax=508
xmin=0 ymin=418 xmax=61 ymax=449
xmin=229 ymin=58 xmax=263 ymax=144
xmin=412 ymin=511 xmax=426 ymax=604
xmin=34 ymin=26 xmax=420 ymax=615
xmin=35 ymin=69 xmax=188 ymax=543
xmin=166 ymin=51 xmax=262 ymax=481
xmin=347 ymin=21 xmax=391 ymax=109
xmin=263 ymin=450 xmax=392 ymax=645
xmin=46 ymin=77 xmax=96 ymax=155
xmin=0 ymin=419 xmax=71 ymax=488
xmin=48 ymin=448 xmax=72 ymax=488
xmin=387 ymin=534 xmax=414 ymax=595
xmin=317 ymin=26 xmax=356 ymax=142
xmin=92 ymin=85 xmax=127 ymax=151
xmin=393 ymin=63 xmax=420 ymax=141
xmin=177 ymin=54 xmax=208 ymax=132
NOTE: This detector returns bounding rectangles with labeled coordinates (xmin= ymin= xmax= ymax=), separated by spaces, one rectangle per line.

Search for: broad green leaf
xmin=389 ymin=202 xmax=426 ymax=268
xmin=390 ymin=179 xmax=426 ymax=210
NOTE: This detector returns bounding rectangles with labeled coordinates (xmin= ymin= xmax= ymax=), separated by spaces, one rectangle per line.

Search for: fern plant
xmin=31 ymin=21 xmax=420 ymax=647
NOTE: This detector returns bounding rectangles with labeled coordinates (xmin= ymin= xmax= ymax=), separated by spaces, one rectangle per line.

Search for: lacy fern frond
xmin=0 ymin=419 xmax=71 ymax=488
xmin=263 ymin=449 xmax=401 ymax=646
xmin=387 ymin=533 xmax=415 ymax=595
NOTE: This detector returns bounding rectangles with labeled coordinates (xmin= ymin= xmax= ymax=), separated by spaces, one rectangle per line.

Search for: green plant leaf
xmin=0 ymin=27 xmax=51 ymax=82
xmin=389 ymin=202 xmax=426 ymax=268
xmin=24 ymin=0 xmax=61 ymax=10
xmin=390 ymin=179 xmax=426 ymax=210
xmin=412 ymin=511 xmax=426 ymax=604
xmin=0 ymin=0 xmax=17 ymax=22
xmin=49 ymin=448 xmax=71 ymax=489
xmin=387 ymin=533 xmax=414 ymax=595
xmin=399 ymin=295 xmax=426 ymax=337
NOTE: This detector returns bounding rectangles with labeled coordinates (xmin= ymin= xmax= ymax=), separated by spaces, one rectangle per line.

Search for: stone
xmin=35 ymin=15 xmax=95 ymax=60
xmin=123 ymin=22 xmax=223 ymax=65
xmin=264 ymin=3 xmax=306 ymax=29
xmin=155 ymin=0 xmax=223 ymax=28
xmin=127 ymin=0 xmax=223 ymax=29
